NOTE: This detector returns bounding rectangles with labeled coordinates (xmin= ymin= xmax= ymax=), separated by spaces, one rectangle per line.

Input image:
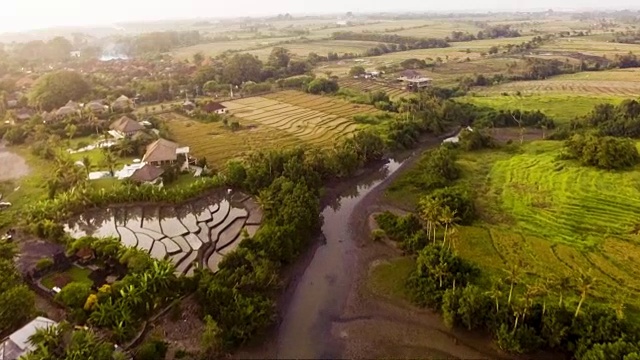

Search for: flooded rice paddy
xmin=65 ymin=192 xmax=262 ymax=276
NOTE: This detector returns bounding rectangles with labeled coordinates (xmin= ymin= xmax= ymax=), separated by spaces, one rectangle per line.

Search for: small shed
xmin=202 ymin=101 xmax=228 ymax=115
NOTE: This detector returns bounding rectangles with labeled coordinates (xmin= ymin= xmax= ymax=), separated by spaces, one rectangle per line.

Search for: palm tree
xmin=486 ymin=279 xmax=504 ymax=312
xmin=503 ymin=263 xmax=521 ymax=306
xmin=418 ymin=197 xmax=437 ymax=243
xmin=552 ymin=274 xmax=573 ymax=307
xmin=523 ymin=282 xmax=546 ymax=321
xmin=574 ymin=270 xmax=596 ymax=318
xmin=101 ymin=149 xmax=118 ymax=176
xmin=511 ymin=300 xmax=524 ymax=335
xmin=440 ymin=206 xmax=457 ymax=248
xmin=534 ymin=279 xmax=550 ymax=316
xmin=612 ymin=291 xmax=628 ymax=320
xmin=81 ymin=156 xmax=92 ymax=176
xmin=446 ymin=225 xmax=459 ymax=251
xmin=433 ymin=262 xmax=448 ymax=288
xmin=117 ymin=138 xmax=134 ymax=157
xmin=86 ymin=113 xmax=101 ymax=135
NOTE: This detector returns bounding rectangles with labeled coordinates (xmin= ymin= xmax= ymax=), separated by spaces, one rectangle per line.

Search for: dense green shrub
xmin=56 ymin=282 xmax=92 ymax=309
xmin=135 ymin=338 xmax=168 ymax=360
xmin=407 ymin=245 xmax=477 ymax=307
xmin=563 ymin=134 xmax=640 ymax=170
xmin=35 ymin=258 xmax=54 ymax=270
xmin=419 ymin=185 xmax=475 ymax=225
xmin=306 ymin=78 xmax=339 ymax=94
xmin=458 ymin=128 xmax=496 ymax=151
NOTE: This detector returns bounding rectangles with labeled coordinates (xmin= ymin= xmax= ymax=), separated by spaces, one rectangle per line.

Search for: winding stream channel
xmin=277 ymin=159 xmax=403 ymax=359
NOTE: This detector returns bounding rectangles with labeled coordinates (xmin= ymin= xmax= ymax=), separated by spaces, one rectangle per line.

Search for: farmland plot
xmin=163 ymin=113 xmax=303 ymax=167
xmin=475 ymin=78 xmax=640 ymax=97
xmin=339 ymin=78 xmax=409 ymax=99
xmin=222 ymin=91 xmax=373 ymax=145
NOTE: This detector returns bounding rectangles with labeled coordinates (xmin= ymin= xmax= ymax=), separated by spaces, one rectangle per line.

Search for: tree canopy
xmin=28 ymin=70 xmax=91 ymax=111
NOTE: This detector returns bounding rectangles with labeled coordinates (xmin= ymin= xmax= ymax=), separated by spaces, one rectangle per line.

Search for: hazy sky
xmin=1 ymin=0 xmax=640 ymax=33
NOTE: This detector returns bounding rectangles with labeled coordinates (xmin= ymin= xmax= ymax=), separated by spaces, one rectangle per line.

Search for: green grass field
xmin=462 ymin=93 xmax=626 ymax=124
xmin=386 ymin=141 xmax=640 ymax=309
xmin=367 ymin=257 xmax=416 ymax=303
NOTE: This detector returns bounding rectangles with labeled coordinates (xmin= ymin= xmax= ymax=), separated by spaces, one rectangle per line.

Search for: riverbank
xmin=232 ymin=131 xmax=502 ymax=359
xmin=232 ymin=128 xmax=548 ymax=360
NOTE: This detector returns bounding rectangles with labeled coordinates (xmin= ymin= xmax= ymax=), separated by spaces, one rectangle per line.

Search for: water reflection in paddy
xmin=65 ymin=192 xmax=262 ymax=276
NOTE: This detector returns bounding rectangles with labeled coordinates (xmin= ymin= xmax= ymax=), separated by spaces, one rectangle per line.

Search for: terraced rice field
xmin=65 ymin=192 xmax=262 ymax=276
xmin=222 ymin=91 xmax=372 ymax=146
xmin=339 ymin=78 xmax=409 ymax=99
xmin=462 ymin=93 xmax=625 ymax=124
xmin=540 ymin=37 xmax=640 ymax=58
xmin=454 ymin=141 xmax=640 ymax=306
xmin=475 ymin=78 xmax=640 ymax=97
xmin=163 ymin=113 xmax=303 ymax=167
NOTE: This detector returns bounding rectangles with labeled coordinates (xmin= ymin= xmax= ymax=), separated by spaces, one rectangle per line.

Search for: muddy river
xmin=277 ymin=159 xmax=403 ymax=358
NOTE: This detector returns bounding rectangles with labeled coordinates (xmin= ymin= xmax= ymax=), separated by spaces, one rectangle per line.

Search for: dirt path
xmin=0 ymin=142 xmax=30 ymax=181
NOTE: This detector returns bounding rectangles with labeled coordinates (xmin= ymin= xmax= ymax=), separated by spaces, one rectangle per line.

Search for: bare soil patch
xmin=148 ymin=296 xmax=205 ymax=360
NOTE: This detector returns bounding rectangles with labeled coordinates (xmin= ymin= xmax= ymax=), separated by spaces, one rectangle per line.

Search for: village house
xmin=75 ymin=247 xmax=95 ymax=264
xmin=0 ymin=317 xmax=57 ymax=360
xmin=202 ymin=101 xmax=228 ymax=115
xmin=397 ymin=69 xmax=432 ymax=91
xmin=6 ymin=100 xmax=18 ymax=109
xmin=13 ymin=108 xmax=35 ymax=122
xmin=85 ymin=100 xmax=109 ymax=114
xmin=111 ymin=95 xmax=133 ymax=112
xmin=364 ymin=70 xmax=381 ymax=79
xmin=182 ymin=99 xmax=196 ymax=112
xmin=109 ymin=116 xmax=145 ymax=138
xmin=54 ymin=105 xmax=80 ymax=119
xmin=129 ymin=163 xmax=165 ymax=185
xmin=142 ymin=138 xmax=190 ymax=167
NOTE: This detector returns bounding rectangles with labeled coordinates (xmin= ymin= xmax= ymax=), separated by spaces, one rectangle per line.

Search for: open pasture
xmin=452 ymin=141 xmax=640 ymax=306
xmin=222 ymin=91 xmax=371 ymax=146
xmin=462 ymin=93 xmax=625 ymax=123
